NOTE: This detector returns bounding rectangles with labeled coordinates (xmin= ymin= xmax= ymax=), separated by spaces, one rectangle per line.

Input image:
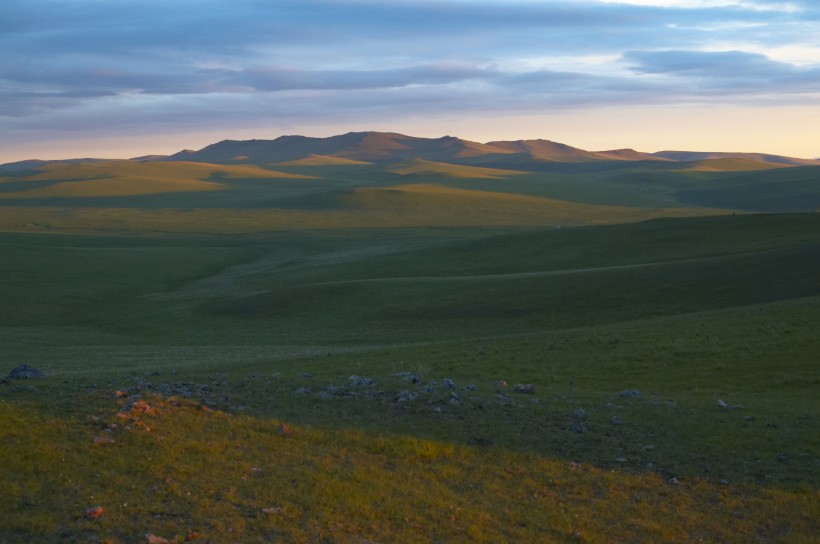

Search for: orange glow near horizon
xmin=2 ymin=104 xmax=818 ymax=163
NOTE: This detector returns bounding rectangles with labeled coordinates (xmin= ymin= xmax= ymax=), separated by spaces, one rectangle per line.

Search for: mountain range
xmin=3 ymin=132 xmax=818 ymax=171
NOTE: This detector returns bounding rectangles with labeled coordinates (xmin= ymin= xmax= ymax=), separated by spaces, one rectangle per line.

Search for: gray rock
xmin=717 ymin=399 xmax=728 ymax=408
xmin=392 ymin=372 xmax=419 ymax=383
xmin=462 ymin=384 xmax=478 ymax=391
xmin=317 ymin=391 xmax=333 ymax=400
xmin=294 ymin=387 xmax=310 ymax=395
xmin=610 ymin=416 xmax=623 ymax=425
xmin=618 ymin=389 xmax=642 ymax=398
xmin=7 ymin=365 xmax=45 ymax=380
xmin=572 ymin=408 xmax=587 ymax=419
xmin=571 ymin=424 xmax=587 ymax=434
xmin=513 ymin=384 xmax=535 ymax=394
xmin=349 ymin=375 xmax=375 ymax=386
xmin=447 ymin=393 xmax=461 ymax=406
xmin=396 ymin=390 xmax=417 ymax=403
xmin=441 ymin=378 xmax=456 ymax=390
xmin=614 ymin=456 xmax=628 ymax=463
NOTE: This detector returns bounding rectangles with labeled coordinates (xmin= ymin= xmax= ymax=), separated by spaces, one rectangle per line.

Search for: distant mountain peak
xmin=140 ymin=132 xmax=820 ymax=170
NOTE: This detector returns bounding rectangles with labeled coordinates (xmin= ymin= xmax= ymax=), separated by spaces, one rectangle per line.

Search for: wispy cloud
xmin=1 ymin=0 xmax=819 ymax=159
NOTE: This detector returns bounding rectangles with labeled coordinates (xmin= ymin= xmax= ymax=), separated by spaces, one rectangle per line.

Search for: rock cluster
xmin=7 ymin=364 xmax=45 ymax=380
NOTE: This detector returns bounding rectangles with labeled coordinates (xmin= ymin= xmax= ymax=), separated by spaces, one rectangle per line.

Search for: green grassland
xmin=0 ymin=158 xmax=819 ymax=542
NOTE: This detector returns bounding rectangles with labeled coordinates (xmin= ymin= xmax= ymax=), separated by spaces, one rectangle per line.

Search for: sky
xmin=1 ymin=0 xmax=819 ymax=162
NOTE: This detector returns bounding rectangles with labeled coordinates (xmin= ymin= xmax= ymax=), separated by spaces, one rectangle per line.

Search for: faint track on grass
xmin=308 ymin=252 xmax=765 ymax=286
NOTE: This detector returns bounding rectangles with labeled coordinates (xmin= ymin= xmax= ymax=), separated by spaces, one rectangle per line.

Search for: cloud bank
xmin=1 ymin=0 xmax=818 ymax=158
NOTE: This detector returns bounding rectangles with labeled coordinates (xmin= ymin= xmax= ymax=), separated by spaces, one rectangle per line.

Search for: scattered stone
xmin=294 ymin=387 xmax=310 ymax=395
xmin=462 ymin=384 xmax=478 ymax=391
xmin=642 ymin=445 xmax=655 ymax=451
xmin=618 ymin=389 xmax=641 ymax=398
xmin=742 ymin=416 xmax=755 ymax=421
xmin=277 ymin=423 xmax=292 ymax=437
xmin=433 ymin=406 xmax=442 ymax=413
xmin=447 ymin=393 xmax=461 ymax=406
xmin=7 ymin=365 xmax=45 ymax=380
xmin=494 ymin=380 xmax=508 ymax=388
xmin=571 ymin=424 xmax=587 ymax=434
xmin=614 ymin=457 xmax=628 ymax=463
xmin=418 ymin=385 xmax=434 ymax=394
xmin=778 ymin=453 xmax=788 ymax=462
xmin=83 ymin=506 xmax=104 ymax=520
xmin=441 ymin=378 xmax=456 ymax=390
xmin=718 ymin=479 xmax=730 ymax=485
xmin=717 ymin=399 xmax=728 ymax=409
xmin=668 ymin=477 xmax=680 ymax=485
xmin=349 ymin=375 xmax=375 ymax=386
xmin=119 ymin=398 xmax=155 ymax=417
xmin=396 ymin=390 xmax=417 ymax=402
xmin=572 ymin=408 xmax=587 ymax=419
xmin=392 ymin=371 xmax=419 ymax=383
xmin=513 ymin=384 xmax=535 ymax=394
xmin=317 ymin=391 xmax=333 ymax=400
xmin=262 ymin=506 xmax=284 ymax=514
xmin=145 ymin=534 xmax=170 ymax=544
xmin=610 ymin=416 xmax=623 ymax=425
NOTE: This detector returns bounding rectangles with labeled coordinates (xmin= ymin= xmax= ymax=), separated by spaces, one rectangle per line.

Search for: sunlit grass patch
xmin=0 ymin=396 xmax=817 ymax=543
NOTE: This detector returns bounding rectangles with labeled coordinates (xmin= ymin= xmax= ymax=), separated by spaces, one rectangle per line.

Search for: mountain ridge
xmin=160 ymin=132 xmax=820 ymax=168
xmin=4 ymin=131 xmax=819 ymax=170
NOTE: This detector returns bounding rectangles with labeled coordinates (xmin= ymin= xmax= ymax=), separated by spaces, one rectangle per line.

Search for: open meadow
xmin=1 ymin=149 xmax=818 ymax=542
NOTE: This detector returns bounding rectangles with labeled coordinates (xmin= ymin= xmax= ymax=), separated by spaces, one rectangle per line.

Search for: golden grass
xmin=0 ymin=194 xmax=734 ymax=234
xmin=679 ymin=158 xmax=790 ymax=172
xmin=1 ymin=397 xmax=816 ymax=543
xmin=0 ymin=161 xmax=314 ymax=199
xmin=388 ymin=159 xmax=526 ymax=179
xmin=275 ymin=154 xmax=373 ymax=166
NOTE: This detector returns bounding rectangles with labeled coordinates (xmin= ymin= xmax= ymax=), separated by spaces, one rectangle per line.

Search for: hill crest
xmin=5 ymin=132 xmax=818 ymax=170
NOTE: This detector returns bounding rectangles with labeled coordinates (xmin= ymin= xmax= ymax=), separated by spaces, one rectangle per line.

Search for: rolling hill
xmin=653 ymin=150 xmax=820 ymax=167
xmin=1 ymin=131 xmax=819 ymax=543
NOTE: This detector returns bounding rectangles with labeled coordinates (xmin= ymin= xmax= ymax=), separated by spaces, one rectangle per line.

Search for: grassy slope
xmin=0 ymin=158 xmax=724 ymax=231
xmin=1 ymin=158 xmax=818 ymax=542
xmin=1 ymin=397 xmax=817 ymax=544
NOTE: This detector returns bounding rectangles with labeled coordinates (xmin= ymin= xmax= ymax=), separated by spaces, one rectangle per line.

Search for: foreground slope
xmin=1 ymin=212 xmax=818 ymax=542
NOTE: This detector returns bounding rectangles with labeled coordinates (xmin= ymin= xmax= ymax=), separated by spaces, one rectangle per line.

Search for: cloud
xmin=1 ymin=0 xmax=819 ymax=160
xmin=624 ymin=49 xmax=820 ymax=93
xmin=240 ymin=63 xmax=497 ymax=92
